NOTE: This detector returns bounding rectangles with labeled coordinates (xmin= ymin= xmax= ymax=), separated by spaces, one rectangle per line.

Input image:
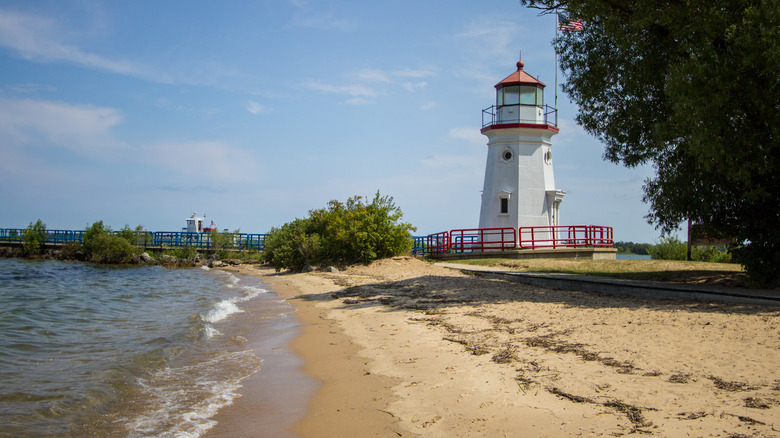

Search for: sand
xmin=219 ymin=257 xmax=780 ymax=437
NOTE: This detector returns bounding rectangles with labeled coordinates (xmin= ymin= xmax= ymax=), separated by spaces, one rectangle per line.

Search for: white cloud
xmin=291 ymin=13 xmax=356 ymax=32
xmin=455 ymin=18 xmax=520 ymax=54
xmin=344 ymin=97 xmax=372 ymax=105
xmin=0 ymin=97 xmax=125 ymax=156
xmin=420 ymin=101 xmax=437 ymax=110
xmin=402 ymin=81 xmax=427 ymax=93
xmin=307 ymin=65 xmax=438 ymax=103
xmin=304 ymin=79 xmax=380 ymax=104
xmin=391 ymin=67 xmax=437 ymax=79
xmin=453 ymin=17 xmax=525 ymax=84
xmin=304 ymin=80 xmax=377 ymax=98
xmin=0 ymin=8 xmax=146 ymax=77
xmin=140 ymin=141 xmax=263 ymax=185
xmin=247 ymin=100 xmax=270 ymax=115
xmin=448 ymin=127 xmax=485 ymax=145
xmin=352 ymin=68 xmax=392 ymax=83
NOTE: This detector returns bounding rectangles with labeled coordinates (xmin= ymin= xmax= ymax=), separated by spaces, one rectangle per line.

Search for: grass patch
xmin=452 ymin=258 xmax=749 ymax=287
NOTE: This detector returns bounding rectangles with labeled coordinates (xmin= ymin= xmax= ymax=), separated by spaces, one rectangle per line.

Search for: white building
xmin=478 ymin=59 xmax=565 ymax=231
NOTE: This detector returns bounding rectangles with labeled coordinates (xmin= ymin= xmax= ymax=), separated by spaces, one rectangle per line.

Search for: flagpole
xmin=555 ymin=12 xmax=558 ymax=114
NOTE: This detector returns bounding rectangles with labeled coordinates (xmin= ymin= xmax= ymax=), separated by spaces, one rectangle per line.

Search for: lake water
xmin=0 ymin=258 xmax=306 ymax=437
xmin=616 ymin=253 xmax=652 ymax=260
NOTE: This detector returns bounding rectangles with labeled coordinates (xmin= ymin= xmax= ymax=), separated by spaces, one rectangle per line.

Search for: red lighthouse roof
xmin=495 ymin=60 xmax=546 ymax=88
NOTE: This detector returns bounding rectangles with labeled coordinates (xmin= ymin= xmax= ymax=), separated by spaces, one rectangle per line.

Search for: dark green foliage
xmin=82 ymin=221 xmax=140 ymax=264
xmin=166 ymin=246 xmax=199 ymax=260
xmin=262 ymin=218 xmax=319 ymax=271
xmin=648 ymin=237 xmax=687 ymax=261
xmin=22 ymin=219 xmax=47 ymax=255
xmin=520 ymin=0 xmax=779 ymax=286
xmin=118 ymin=225 xmax=135 ymax=242
xmin=649 ymin=236 xmax=732 ymax=263
xmin=59 ymin=242 xmax=82 ymax=260
xmin=262 ymin=192 xmax=416 ymax=271
xmin=210 ymin=229 xmax=238 ymax=259
xmin=613 ymin=241 xmax=651 ymax=255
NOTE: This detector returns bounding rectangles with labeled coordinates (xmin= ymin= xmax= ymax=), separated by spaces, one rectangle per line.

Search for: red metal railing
xmin=518 ymin=225 xmax=614 ymax=249
xmin=416 ymin=225 xmax=613 ymax=255
xmin=586 ymin=225 xmax=614 ymax=248
xmin=426 ymin=231 xmax=450 ymax=255
xmin=450 ymin=227 xmax=516 ymax=253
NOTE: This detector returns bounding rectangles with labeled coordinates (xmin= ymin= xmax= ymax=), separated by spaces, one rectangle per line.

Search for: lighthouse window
xmin=499 ymin=197 xmax=509 ymax=214
xmin=502 ymin=86 xmax=520 ymax=105
xmin=502 ymin=149 xmax=513 ymax=161
xmin=499 ymin=85 xmax=544 ymax=106
xmin=519 ymin=86 xmax=539 ymax=105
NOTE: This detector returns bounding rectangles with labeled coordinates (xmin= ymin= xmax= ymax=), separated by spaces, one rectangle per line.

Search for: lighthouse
xmin=478 ymin=58 xmax=565 ymax=232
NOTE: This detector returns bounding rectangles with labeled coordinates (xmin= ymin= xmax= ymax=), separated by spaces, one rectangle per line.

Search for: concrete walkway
xmin=435 ymin=262 xmax=780 ymax=307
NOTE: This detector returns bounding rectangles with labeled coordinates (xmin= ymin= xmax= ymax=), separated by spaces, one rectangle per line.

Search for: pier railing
xmin=414 ymin=225 xmax=613 ymax=256
xmin=0 ymin=228 xmax=266 ymax=251
xmin=450 ymin=227 xmax=517 ymax=253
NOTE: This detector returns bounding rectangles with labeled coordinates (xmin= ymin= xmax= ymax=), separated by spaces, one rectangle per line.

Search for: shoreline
xmin=213 ymin=258 xmax=779 ymax=437
xmin=206 ymin=265 xmax=405 ymax=437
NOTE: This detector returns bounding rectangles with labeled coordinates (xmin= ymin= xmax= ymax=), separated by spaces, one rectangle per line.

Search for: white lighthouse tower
xmin=478 ymin=58 xmax=565 ymax=231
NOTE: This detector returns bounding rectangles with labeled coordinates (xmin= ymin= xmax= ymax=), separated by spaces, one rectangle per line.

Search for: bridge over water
xmin=0 ymin=229 xmax=267 ymax=251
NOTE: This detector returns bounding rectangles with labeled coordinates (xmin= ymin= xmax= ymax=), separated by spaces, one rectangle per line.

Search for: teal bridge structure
xmin=0 ymin=228 xmax=267 ymax=251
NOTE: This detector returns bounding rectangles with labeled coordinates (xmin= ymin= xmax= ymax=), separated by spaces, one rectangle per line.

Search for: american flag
xmin=557 ymin=12 xmax=584 ymax=32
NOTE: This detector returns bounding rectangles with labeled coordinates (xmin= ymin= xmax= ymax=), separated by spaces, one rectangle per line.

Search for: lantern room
xmin=483 ymin=60 xmax=555 ymax=128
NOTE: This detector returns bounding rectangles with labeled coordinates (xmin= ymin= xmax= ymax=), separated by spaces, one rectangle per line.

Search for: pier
xmin=0 ymin=228 xmax=266 ymax=251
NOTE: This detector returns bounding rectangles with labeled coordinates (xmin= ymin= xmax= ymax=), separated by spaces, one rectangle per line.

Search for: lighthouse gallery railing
xmin=481 ymin=104 xmax=558 ymax=128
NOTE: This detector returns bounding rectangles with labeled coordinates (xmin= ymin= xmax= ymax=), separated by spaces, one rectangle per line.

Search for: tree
xmin=521 ymin=0 xmax=779 ymax=286
xmin=22 ymin=219 xmax=47 ymax=255
xmin=83 ymin=221 xmax=139 ymax=264
xmin=262 ymin=192 xmax=416 ymax=271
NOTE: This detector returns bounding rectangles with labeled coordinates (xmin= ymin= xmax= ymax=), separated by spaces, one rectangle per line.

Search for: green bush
xmin=59 ymin=242 xmax=82 ymax=260
xmin=648 ymin=236 xmax=688 ymax=260
xmin=733 ymin=235 xmax=779 ymax=287
xmin=83 ymin=221 xmax=140 ymax=264
xmin=22 ymin=219 xmax=47 ymax=255
xmin=613 ymin=241 xmax=652 ymax=255
xmin=262 ymin=192 xmax=416 ymax=271
xmin=166 ymin=246 xmax=199 ymax=260
xmin=262 ymin=218 xmax=319 ymax=271
xmin=648 ymin=236 xmax=732 ymax=263
xmin=210 ymin=229 xmax=238 ymax=259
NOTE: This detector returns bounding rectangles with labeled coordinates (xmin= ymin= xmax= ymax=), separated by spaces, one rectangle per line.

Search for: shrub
xmin=614 ymin=241 xmax=652 ymax=255
xmin=649 ymin=235 xmax=733 ymax=263
xmin=210 ymin=229 xmax=238 ymax=259
xmin=262 ymin=192 xmax=416 ymax=271
xmin=59 ymin=242 xmax=82 ymax=260
xmin=262 ymin=218 xmax=319 ymax=271
xmin=648 ymin=236 xmax=687 ymax=261
xmin=165 ymin=246 xmax=199 ymax=260
xmin=82 ymin=221 xmax=140 ymax=263
xmin=22 ymin=219 xmax=47 ymax=255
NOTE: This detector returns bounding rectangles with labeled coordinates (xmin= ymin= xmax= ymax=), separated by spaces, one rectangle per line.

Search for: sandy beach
xmin=216 ymin=257 xmax=779 ymax=437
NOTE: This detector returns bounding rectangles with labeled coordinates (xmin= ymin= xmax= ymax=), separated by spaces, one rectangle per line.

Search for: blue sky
xmin=0 ymin=1 xmax=665 ymax=243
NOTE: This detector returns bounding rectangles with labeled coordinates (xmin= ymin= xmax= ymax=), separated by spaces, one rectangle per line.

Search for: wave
xmin=125 ymin=350 xmax=263 ymax=438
